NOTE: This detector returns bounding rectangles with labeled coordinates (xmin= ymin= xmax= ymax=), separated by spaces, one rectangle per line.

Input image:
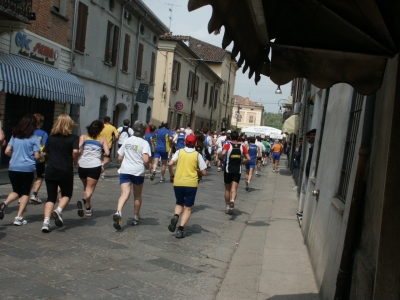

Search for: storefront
xmin=0 ymin=31 xmax=85 ymax=166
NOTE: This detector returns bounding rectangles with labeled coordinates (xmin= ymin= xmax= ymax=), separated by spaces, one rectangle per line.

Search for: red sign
xmin=175 ymin=101 xmax=184 ymax=110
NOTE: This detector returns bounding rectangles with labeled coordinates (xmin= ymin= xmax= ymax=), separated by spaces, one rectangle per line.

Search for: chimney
xmin=245 ymin=97 xmax=249 ymax=105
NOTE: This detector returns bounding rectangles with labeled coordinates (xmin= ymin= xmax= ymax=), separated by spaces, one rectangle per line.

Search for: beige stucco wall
xmin=232 ymin=103 xmax=264 ymax=128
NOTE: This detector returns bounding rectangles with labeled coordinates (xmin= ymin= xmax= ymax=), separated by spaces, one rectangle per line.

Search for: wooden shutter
xmin=176 ymin=62 xmax=181 ymax=91
xmin=150 ymin=52 xmax=156 ymax=83
xmin=203 ymin=82 xmax=208 ymax=105
xmin=122 ymin=34 xmax=130 ymax=72
xmin=171 ymin=61 xmax=176 ymax=90
xmin=187 ymin=71 xmax=193 ymax=97
xmin=136 ymin=43 xmax=144 ymax=78
xmin=194 ymin=76 xmax=199 ymax=100
xmin=214 ymin=90 xmax=218 ymax=108
xmin=104 ymin=21 xmax=113 ymax=63
xmin=75 ymin=2 xmax=89 ymax=52
xmin=209 ymin=86 xmax=214 ymax=107
xmin=112 ymin=25 xmax=120 ymax=66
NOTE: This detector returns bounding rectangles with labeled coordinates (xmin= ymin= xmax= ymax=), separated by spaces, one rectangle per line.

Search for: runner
xmin=100 ymin=116 xmax=119 ymax=178
xmin=271 ymin=139 xmax=284 ymax=172
xmin=144 ymin=125 xmax=156 ymax=177
xmin=77 ymin=120 xmax=110 ymax=218
xmin=216 ymin=131 xmax=227 ymax=171
xmin=245 ymin=136 xmax=259 ymax=191
xmin=41 ymin=114 xmax=79 ymax=232
xmin=0 ymin=115 xmax=41 ymax=225
xmin=174 ymin=128 xmax=186 ymax=151
xmin=113 ymin=121 xmax=150 ymax=229
xmin=194 ymin=132 xmax=211 ymax=182
xmin=150 ymin=122 xmax=174 ymax=182
xmin=184 ymin=123 xmax=193 ymax=137
xmin=30 ymin=113 xmax=48 ymax=204
xmin=255 ymin=136 xmax=265 ymax=175
xmin=262 ymin=137 xmax=270 ymax=166
xmin=219 ymin=131 xmax=250 ymax=214
xmin=117 ymin=119 xmax=134 ymax=148
xmin=167 ymin=135 xmax=207 ymax=238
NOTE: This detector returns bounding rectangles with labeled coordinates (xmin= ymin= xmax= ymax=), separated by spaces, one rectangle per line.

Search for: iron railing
xmin=0 ymin=0 xmax=32 ymax=22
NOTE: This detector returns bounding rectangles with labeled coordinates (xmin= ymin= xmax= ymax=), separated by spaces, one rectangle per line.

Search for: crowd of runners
xmin=0 ymin=115 xmax=286 ymax=238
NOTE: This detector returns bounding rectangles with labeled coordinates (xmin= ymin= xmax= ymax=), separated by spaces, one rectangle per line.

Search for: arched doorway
xmin=115 ymin=103 xmax=128 ymax=128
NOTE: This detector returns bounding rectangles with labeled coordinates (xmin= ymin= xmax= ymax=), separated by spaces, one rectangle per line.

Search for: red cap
xmin=185 ymin=135 xmax=197 ymax=146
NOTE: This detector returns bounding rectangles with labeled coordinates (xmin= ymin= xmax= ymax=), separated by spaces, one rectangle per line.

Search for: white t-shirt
xmin=117 ymin=126 xmax=134 ymax=145
xmin=118 ymin=136 xmax=151 ymax=176
xmin=255 ymin=141 xmax=265 ymax=156
xmin=184 ymin=128 xmax=193 ymax=137
xmin=217 ymin=135 xmax=227 ymax=149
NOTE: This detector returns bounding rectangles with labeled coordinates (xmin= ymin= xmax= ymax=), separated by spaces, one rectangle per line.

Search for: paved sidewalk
xmin=216 ymin=160 xmax=319 ymax=300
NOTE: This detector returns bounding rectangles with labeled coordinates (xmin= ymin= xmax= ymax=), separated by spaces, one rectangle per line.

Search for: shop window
xmin=150 ymin=52 xmax=156 ymax=84
xmin=75 ymin=2 xmax=88 ymax=53
xmin=209 ymin=86 xmax=214 ymax=107
xmin=99 ymin=95 xmax=108 ymax=120
xmin=146 ymin=106 xmax=151 ymax=123
xmin=171 ymin=60 xmax=181 ymax=91
xmin=203 ymin=82 xmax=208 ymax=105
xmin=133 ymin=104 xmax=139 ymax=123
xmin=214 ymin=89 xmax=218 ymax=109
xmin=104 ymin=21 xmax=119 ymax=66
xmin=122 ymin=34 xmax=130 ymax=72
xmin=136 ymin=43 xmax=144 ymax=78
xmin=337 ymin=91 xmax=364 ymax=203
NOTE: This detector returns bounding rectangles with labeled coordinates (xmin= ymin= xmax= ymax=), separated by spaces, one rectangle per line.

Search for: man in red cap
xmin=167 ymin=135 xmax=207 ymax=238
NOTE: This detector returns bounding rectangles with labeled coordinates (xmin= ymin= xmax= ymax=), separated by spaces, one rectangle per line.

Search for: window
xmin=337 ymin=91 xmax=364 ymax=202
xmin=133 ymin=104 xmax=139 ymax=123
xmin=136 ymin=43 xmax=144 ymax=78
xmin=69 ymin=104 xmax=80 ymax=135
xmin=150 ymin=52 xmax=156 ymax=84
xmin=214 ymin=89 xmax=218 ymax=109
xmin=315 ymin=89 xmax=330 ymax=177
xmin=187 ymin=71 xmax=194 ymax=97
xmin=171 ymin=60 xmax=181 ymax=91
xmin=194 ymin=76 xmax=199 ymax=100
xmin=75 ymin=2 xmax=89 ymax=53
xmin=104 ymin=21 xmax=119 ymax=66
xmin=176 ymin=113 xmax=182 ymax=128
xmin=249 ymin=115 xmax=254 ymax=123
xmin=203 ymin=82 xmax=208 ymax=105
xmin=122 ymin=34 xmax=130 ymax=72
xmin=209 ymin=85 xmax=214 ymax=107
xmin=146 ymin=106 xmax=151 ymax=123
xmin=227 ymin=83 xmax=230 ymax=102
xmin=99 ymin=95 xmax=108 ymax=120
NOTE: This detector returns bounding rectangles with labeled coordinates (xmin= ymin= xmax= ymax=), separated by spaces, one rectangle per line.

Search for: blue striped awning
xmin=0 ymin=52 xmax=85 ymax=105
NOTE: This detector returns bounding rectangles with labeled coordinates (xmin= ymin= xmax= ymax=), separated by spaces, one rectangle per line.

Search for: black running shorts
xmin=224 ymin=172 xmax=241 ymax=184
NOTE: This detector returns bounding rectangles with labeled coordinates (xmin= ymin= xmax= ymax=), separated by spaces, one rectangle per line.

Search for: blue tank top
xmin=248 ymin=143 xmax=258 ymax=162
xmin=176 ymin=133 xmax=185 ymax=150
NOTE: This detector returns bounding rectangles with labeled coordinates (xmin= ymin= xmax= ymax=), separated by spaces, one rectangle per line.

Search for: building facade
xmin=71 ymin=0 xmax=168 ymax=133
xmin=231 ymin=95 xmax=264 ymax=129
xmin=153 ymin=37 xmax=223 ymax=130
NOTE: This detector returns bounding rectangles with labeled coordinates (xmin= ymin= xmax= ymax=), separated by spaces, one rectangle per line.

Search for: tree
xmin=263 ymin=112 xmax=283 ymax=130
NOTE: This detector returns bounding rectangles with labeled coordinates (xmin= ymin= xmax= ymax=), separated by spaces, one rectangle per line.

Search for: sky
xmin=142 ymin=0 xmax=291 ymax=113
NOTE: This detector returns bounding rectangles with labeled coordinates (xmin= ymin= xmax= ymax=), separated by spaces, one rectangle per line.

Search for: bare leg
xmin=152 ymin=158 xmax=159 ymax=172
xmin=179 ymin=206 xmax=192 ymax=227
xmin=32 ymin=178 xmax=43 ymax=194
xmin=230 ymin=182 xmax=239 ymax=201
xmin=132 ymin=183 xmax=143 ymax=216
xmin=224 ymin=183 xmax=232 ymax=205
xmin=248 ymin=168 xmax=254 ymax=183
xmin=174 ymin=204 xmax=184 ymax=216
xmin=160 ymin=159 xmax=167 ymax=178
xmin=81 ymin=177 xmax=99 ymax=208
xmin=5 ymin=192 xmax=19 ymax=205
xmin=16 ymin=195 xmax=29 ymax=217
xmin=116 ymin=183 xmax=132 ymax=212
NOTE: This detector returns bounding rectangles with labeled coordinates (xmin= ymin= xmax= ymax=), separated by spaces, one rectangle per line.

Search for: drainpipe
xmin=113 ymin=0 xmax=133 ymax=125
xmin=209 ymin=81 xmax=217 ymax=130
xmin=334 ymin=94 xmax=375 ymax=300
xmin=189 ymin=63 xmax=199 ymax=125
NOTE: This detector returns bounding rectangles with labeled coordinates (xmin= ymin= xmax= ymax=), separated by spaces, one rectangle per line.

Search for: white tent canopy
xmin=241 ymin=126 xmax=282 ymax=137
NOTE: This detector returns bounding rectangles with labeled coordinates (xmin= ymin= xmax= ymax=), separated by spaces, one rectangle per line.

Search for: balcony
xmin=0 ymin=0 xmax=33 ymax=24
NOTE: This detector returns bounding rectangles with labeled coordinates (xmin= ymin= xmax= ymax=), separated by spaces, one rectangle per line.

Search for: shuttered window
xmin=171 ymin=60 xmax=181 ymax=91
xmin=209 ymin=85 xmax=214 ymax=107
xmin=203 ymin=82 xmax=209 ymax=105
xmin=194 ymin=76 xmax=199 ymax=100
xmin=122 ymin=34 xmax=130 ymax=72
xmin=187 ymin=71 xmax=194 ymax=97
xmin=136 ymin=43 xmax=144 ymax=78
xmin=75 ymin=2 xmax=88 ymax=53
xmin=104 ymin=21 xmax=119 ymax=66
xmin=150 ymin=52 xmax=156 ymax=84
xmin=214 ymin=89 xmax=218 ymax=109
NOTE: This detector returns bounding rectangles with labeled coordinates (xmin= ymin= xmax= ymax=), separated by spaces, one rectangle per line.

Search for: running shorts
xmin=272 ymin=152 xmax=281 ymax=160
xmin=246 ymin=162 xmax=256 ymax=169
xmin=154 ymin=152 xmax=168 ymax=160
xmin=120 ymin=173 xmax=145 ymax=185
xmin=9 ymin=171 xmax=34 ymax=197
xmin=224 ymin=172 xmax=241 ymax=184
xmin=173 ymin=186 xmax=197 ymax=207
xmin=78 ymin=166 xmax=102 ymax=180
xmin=35 ymin=162 xmax=46 ymax=178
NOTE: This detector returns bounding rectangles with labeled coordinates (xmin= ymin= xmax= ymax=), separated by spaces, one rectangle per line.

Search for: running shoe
xmin=168 ymin=215 xmax=179 ymax=232
xmin=160 ymin=177 xmax=165 ymax=182
xmin=41 ymin=222 xmax=50 ymax=233
xmin=0 ymin=201 xmax=7 ymax=220
xmin=101 ymin=172 xmax=105 ymax=179
xmin=150 ymin=171 xmax=156 ymax=181
xmin=113 ymin=213 xmax=122 ymax=230
xmin=175 ymin=228 xmax=185 ymax=238
xmin=229 ymin=200 xmax=235 ymax=211
xmin=132 ymin=216 xmax=140 ymax=226
xmin=245 ymin=182 xmax=249 ymax=192
xmin=52 ymin=210 xmax=63 ymax=227
xmin=77 ymin=199 xmax=86 ymax=217
xmin=218 ymin=167 xmax=221 ymax=172
xmin=13 ymin=216 xmax=27 ymax=226
xmin=255 ymin=171 xmax=258 ymax=176
xmin=85 ymin=207 xmax=94 ymax=217
xmin=225 ymin=205 xmax=230 ymax=214
xmin=30 ymin=194 xmax=42 ymax=204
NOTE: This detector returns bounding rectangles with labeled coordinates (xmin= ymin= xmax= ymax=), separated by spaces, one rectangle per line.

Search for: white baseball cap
xmin=180 ymin=127 xmax=185 ymax=131
xmin=227 ymin=130 xmax=232 ymax=133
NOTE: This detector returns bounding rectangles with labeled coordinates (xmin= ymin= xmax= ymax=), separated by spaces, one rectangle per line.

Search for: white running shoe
xmin=225 ymin=205 xmax=230 ymax=214
xmin=160 ymin=177 xmax=165 ymax=182
xmin=14 ymin=216 xmax=27 ymax=226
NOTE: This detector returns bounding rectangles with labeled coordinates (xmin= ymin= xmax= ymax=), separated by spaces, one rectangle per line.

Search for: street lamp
xmin=275 ymin=85 xmax=282 ymax=94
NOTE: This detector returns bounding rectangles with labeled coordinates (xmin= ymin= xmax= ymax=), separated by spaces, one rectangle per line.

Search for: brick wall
xmin=28 ymin=0 xmax=75 ymax=48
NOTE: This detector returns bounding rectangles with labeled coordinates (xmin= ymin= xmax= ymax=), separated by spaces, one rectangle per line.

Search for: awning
xmin=0 ymin=52 xmax=85 ymax=105
xmin=282 ymin=115 xmax=298 ymax=135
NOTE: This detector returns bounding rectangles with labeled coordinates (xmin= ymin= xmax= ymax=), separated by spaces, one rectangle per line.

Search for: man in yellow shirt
xmin=167 ymin=135 xmax=207 ymax=238
xmin=100 ymin=116 xmax=119 ymax=176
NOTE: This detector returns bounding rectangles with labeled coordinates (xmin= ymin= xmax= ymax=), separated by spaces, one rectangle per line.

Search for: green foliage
xmin=229 ymin=125 xmax=241 ymax=133
xmin=263 ymin=112 xmax=282 ymax=130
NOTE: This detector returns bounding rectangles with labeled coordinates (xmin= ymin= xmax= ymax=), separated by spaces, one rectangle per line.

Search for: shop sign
xmin=135 ymin=83 xmax=149 ymax=103
xmin=10 ymin=31 xmax=61 ymax=68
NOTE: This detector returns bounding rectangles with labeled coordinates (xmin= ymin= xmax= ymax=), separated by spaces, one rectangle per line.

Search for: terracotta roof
xmin=234 ymin=95 xmax=264 ymax=107
xmin=159 ymin=34 xmax=228 ymax=62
